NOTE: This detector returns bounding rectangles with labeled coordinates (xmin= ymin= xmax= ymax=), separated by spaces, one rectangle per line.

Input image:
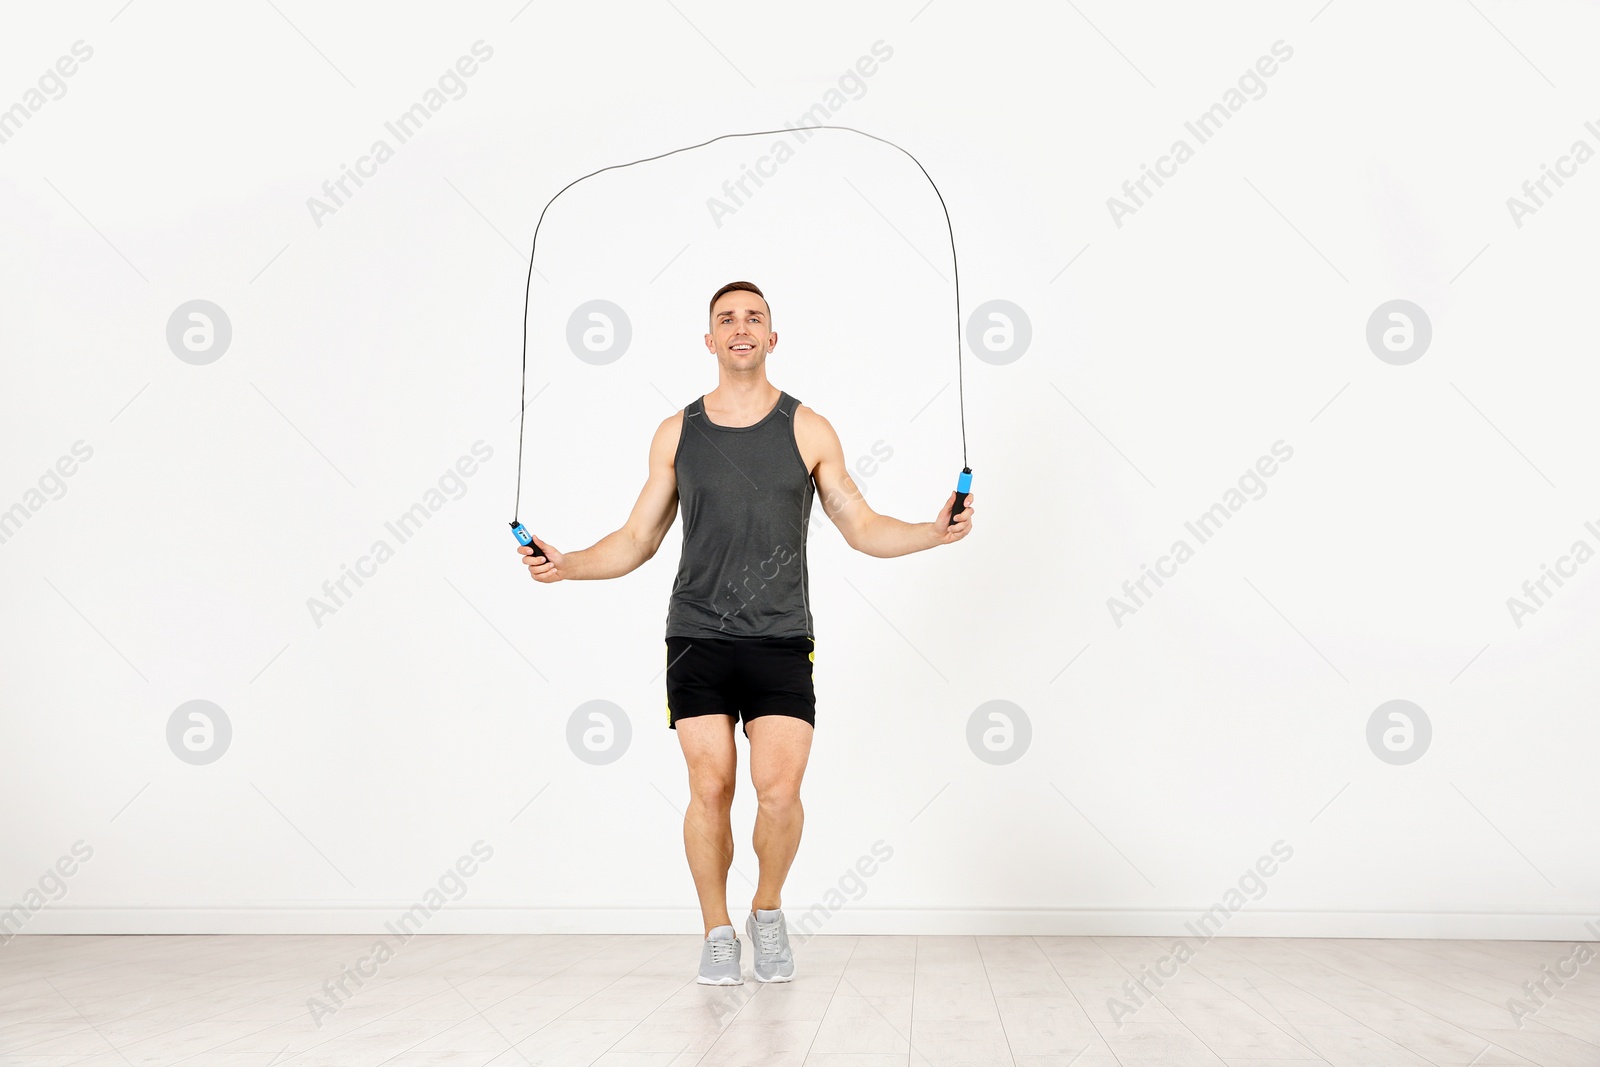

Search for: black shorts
xmin=665 ymin=634 xmax=816 ymax=736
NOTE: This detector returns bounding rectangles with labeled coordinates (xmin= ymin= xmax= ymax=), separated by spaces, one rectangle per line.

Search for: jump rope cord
xmin=512 ymin=124 xmax=965 ymax=524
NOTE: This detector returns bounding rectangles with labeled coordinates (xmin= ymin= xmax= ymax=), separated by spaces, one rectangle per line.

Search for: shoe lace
xmin=755 ymin=918 xmax=783 ymax=956
xmin=708 ymin=937 xmax=736 ymax=964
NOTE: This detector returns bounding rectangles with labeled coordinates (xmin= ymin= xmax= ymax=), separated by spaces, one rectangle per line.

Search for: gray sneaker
xmin=745 ymin=908 xmax=795 ymax=982
xmin=697 ymin=924 xmax=742 ymax=985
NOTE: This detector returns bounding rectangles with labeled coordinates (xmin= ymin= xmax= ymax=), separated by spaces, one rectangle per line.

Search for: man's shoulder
xmin=650 ymin=409 xmax=687 ymax=463
xmin=792 ymin=400 xmax=827 ymax=427
xmin=792 ymin=401 xmax=837 ymax=438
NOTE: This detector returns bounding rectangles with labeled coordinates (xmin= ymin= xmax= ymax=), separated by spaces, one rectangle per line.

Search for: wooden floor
xmin=1 ymin=934 xmax=1596 ymax=1066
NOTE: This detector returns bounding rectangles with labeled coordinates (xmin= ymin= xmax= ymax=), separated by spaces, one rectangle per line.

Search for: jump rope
xmin=509 ymin=125 xmax=972 ymax=560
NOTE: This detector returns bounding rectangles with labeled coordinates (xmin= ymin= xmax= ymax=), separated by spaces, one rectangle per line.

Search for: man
xmin=516 ymin=280 xmax=975 ymax=984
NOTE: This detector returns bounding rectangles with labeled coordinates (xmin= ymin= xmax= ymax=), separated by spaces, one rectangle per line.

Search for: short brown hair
xmin=709 ymin=281 xmax=770 ymax=325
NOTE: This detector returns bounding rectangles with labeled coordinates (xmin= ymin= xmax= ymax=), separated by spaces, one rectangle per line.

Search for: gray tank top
xmin=665 ymin=390 xmax=815 ymax=640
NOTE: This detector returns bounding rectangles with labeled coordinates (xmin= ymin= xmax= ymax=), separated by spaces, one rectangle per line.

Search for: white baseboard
xmin=12 ymin=907 xmax=1599 ymax=941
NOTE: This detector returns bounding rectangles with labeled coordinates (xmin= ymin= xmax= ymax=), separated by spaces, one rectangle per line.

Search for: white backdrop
xmin=2 ymin=0 xmax=1597 ymax=941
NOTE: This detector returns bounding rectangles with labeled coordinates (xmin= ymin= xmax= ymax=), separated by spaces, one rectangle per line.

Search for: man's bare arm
xmin=519 ymin=413 xmax=680 ymax=582
xmin=804 ymin=407 xmax=974 ymax=558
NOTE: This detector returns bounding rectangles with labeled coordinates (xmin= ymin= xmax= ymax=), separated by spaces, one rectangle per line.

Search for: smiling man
xmin=515 ymin=279 xmax=974 ymax=984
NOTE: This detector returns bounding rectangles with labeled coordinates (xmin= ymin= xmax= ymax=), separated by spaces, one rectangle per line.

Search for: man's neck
xmin=708 ymin=376 xmax=779 ymax=418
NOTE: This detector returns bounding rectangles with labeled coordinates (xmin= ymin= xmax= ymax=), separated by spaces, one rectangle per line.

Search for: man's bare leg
xmin=675 ymin=714 xmax=738 ymax=937
xmin=745 ymin=715 xmax=813 ymax=912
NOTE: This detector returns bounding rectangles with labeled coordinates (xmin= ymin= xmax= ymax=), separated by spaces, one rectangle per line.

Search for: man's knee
xmin=755 ymin=781 xmax=801 ymax=812
xmin=690 ymin=773 xmax=736 ymax=810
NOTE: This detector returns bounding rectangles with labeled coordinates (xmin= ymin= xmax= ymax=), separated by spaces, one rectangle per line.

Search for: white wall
xmin=3 ymin=0 xmax=1597 ymax=942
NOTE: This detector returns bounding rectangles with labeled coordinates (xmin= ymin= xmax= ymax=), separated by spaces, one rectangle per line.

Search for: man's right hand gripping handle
xmin=512 ymin=522 xmax=565 ymax=583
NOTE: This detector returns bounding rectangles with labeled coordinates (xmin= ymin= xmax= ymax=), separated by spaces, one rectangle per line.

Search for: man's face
xmin=706 ymin=294 xmax=775 ymax=365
